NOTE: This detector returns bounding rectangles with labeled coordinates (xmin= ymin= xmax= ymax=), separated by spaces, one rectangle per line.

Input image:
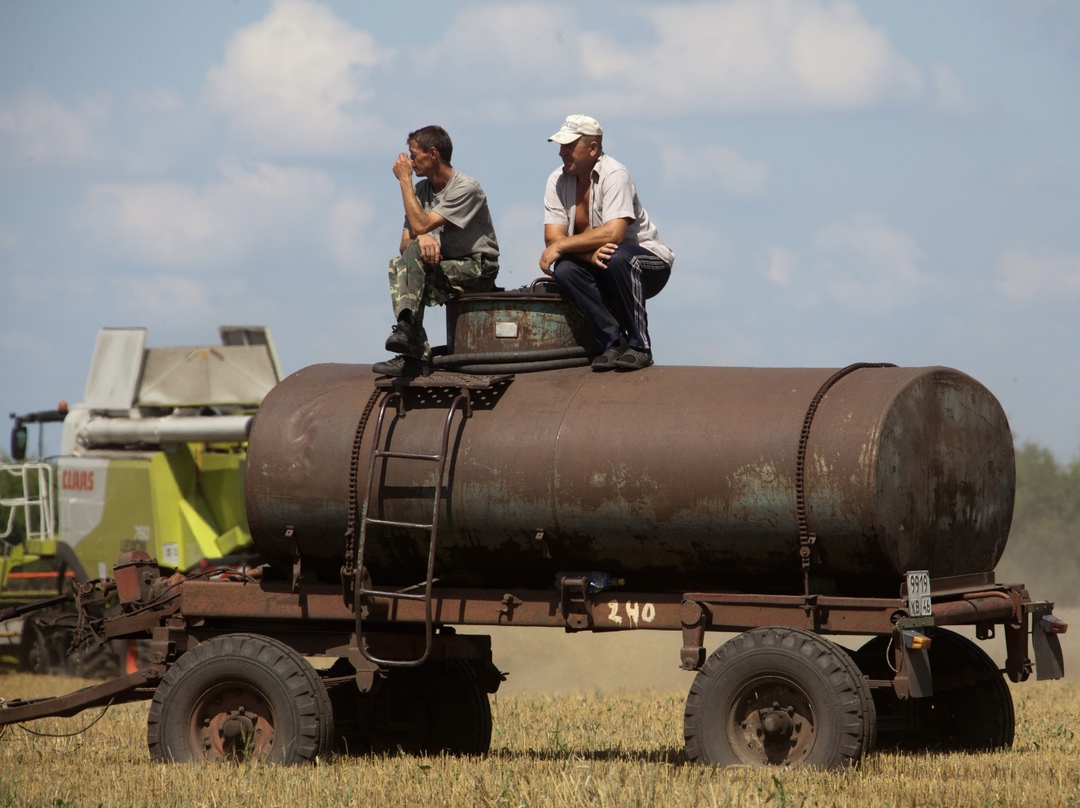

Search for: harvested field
xmin=1 ymin=665 xmax=1077 ymax=808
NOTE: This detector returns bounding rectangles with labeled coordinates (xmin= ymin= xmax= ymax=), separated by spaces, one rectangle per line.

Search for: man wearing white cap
xmin=540 ymin=115 xmax=673 ymax=371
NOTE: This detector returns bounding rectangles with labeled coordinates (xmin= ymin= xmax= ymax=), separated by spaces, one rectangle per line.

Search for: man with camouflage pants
xmin=373 ymin=125 xmax=500 ymax=377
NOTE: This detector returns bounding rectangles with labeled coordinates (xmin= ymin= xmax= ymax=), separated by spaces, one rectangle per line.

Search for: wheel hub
xmin=760 ymin=704 xmax=795 ymax=740
xmin=729 ymin=683 xmax=816 ymax=766
xmin=193 ymin=687 xmax=276 ymax=761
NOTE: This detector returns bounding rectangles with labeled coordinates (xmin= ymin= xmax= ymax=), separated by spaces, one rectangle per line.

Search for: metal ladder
xmin=1 ymin=462 xmax=55 ymax=544
xmin=353 ymin=387 xmax=470 ymax=668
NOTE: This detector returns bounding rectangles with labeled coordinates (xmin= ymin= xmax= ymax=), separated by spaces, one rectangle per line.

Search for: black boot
xmin=384 ymin=316 xmax=419 ymax=354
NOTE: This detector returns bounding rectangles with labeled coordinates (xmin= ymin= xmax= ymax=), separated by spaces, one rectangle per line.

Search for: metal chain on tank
xmin=795 ymin=362 xmax=896 ymax=596
xmin=342 ymin=387 xmax=384 ymax=604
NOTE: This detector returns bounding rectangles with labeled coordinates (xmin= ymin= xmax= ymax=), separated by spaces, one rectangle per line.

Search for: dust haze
xmin=488 ymin=609 xmax=1077 ymax=696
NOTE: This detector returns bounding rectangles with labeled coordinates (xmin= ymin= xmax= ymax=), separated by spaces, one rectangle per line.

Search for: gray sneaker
xmin=591 ymin=340 xmax=626 ymax=371
xmin=612 ymin=347 xmax=653 ymax=371
xmin=372 ymin=355 xmax=432 ymax=377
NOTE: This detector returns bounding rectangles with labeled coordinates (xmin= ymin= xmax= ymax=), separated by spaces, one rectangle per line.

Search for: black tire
xmin=852 ymin=628 xmax=1014 ymax=752
xmin=334 ymin=660 xmax=493 ymax=756
xmin=408 ymin=659 xmax=493 ymax=755
xmin=20 ymin=616 xmax=122 ymax=680
xmin=684 ymin=627 xmax=874 ymax=768
xmin=835 ymin=637 xmax=877 ymax=759
xmin=70 ymin=639 xmax=123 ymax=680
xmin=146 ymin=633 xmax=334 ymax=764
xmin=377 ymin=659 xmax=493 ymax=756
xmin=20 ymin=620 xmax=63 ymax=675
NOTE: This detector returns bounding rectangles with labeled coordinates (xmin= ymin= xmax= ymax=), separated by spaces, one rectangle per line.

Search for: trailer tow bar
xmin=0 ymin=665 xmax=166 ymax=726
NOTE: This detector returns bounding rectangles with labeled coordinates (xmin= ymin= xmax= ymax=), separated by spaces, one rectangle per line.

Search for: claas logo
xmin=61 ymin=469 xmax=95 ymax=491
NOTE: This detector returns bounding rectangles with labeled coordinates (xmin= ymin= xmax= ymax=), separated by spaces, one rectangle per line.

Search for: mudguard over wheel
xmin=147 ymin=633 xmax=334 ymax=764
xmin=684 ymin=627 xmax=875 ymax=768
xmin=852 ymin=627 xmax=1014 ymax=751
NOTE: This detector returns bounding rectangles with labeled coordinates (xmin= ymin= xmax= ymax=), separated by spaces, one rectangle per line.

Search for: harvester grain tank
xmin=0 ymin=286 xmax=1067 ymax=769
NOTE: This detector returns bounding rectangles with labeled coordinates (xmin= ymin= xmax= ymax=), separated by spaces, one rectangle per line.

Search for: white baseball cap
xmin=548 ymin=114 xmax=603 ymax=144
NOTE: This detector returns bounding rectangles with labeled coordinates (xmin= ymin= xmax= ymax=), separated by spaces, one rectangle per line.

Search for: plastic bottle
xmin=554 ymin=571 xmax=626 ymax=593
xmin=586 ymin=571 xmax=626 ymax=593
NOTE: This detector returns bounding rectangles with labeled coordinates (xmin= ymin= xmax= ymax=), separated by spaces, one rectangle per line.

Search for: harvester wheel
xmin=852 ymin=628 xmax=1014 ymax=751
xmin=20 ymin=621 xmax=63 ymax=675
xmin=71 ymin=639 xmax=123 ymax=680
xmin=684 ymin=627 xmax=875 ymax=768
xmin=146 ymin=633 xmax=333 ymax=764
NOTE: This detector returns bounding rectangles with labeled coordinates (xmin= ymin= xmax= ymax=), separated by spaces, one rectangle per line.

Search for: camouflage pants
xmin=388 ymin=241 xmax=499 ymax=359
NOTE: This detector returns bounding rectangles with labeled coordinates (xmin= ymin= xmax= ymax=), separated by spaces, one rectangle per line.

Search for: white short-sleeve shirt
xmin=544 ymin=153 xmax=673 ymax=267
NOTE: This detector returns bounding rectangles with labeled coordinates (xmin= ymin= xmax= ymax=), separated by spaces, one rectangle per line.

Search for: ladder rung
xmin=363 ymin=517 xmax=434 ymax=531
xmin=358 ymin=589 xmax=425 ymax=602
xmin=373 ymin=450 xmax=442 ymax=462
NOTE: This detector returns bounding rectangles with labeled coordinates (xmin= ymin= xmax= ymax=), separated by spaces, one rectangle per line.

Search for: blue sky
xmin=2 ymin=0 xmax=1079 ymax=461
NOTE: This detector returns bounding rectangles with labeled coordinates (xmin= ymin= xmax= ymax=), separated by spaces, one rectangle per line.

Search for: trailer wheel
xmin=684 ymin=627 xmax=874 ymax=768
xmin=146 ymin=633 xmax=334 ymax=764
xmin=852 ymin=628 xmax=1014 ymax=751
xmin=379 ymin=660 xmax=493 ymax=756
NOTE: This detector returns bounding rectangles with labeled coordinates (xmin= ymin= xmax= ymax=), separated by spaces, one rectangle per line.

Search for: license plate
xmin=907 ymin=570 xmax=932 ymax=617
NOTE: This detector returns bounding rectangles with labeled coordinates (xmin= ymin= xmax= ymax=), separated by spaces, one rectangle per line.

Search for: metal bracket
xmin=679 ymin=600 xmax=707 ymax=670
xmin=287 ymin=527 xmax=303 ymax=594
xmin=557 ymin=574 xmax=590 ymax=631
xmin=533 ymin=528 xmax=551 ymax=559
xmin=347 ymin=637 xmax=386 ymax=694
xmin=498 ymin=593 xmax=523 ymax=621
xmin=1004 ymin=617 xmax=1034 ymax=683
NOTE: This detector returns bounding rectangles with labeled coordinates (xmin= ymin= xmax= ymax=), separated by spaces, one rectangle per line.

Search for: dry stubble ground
xmin=1 ymin=658 xmax=1078 ymax=807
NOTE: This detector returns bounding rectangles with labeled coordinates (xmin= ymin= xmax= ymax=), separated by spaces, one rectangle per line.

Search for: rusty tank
xmin=244 ymin=289 xmax=1014 ymax=598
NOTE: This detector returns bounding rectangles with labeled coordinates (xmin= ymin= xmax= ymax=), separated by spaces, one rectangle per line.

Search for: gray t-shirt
xmin=411 ymin=169 xmax=500 ymax=260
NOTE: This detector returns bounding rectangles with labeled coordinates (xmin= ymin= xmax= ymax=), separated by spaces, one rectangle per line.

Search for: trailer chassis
xmin=0 ymin=553 xmax=1066 ymax=768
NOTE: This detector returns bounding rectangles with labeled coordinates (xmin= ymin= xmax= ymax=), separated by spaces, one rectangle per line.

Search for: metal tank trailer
xmin=0 ymin=284 xmax=1067 ymax=769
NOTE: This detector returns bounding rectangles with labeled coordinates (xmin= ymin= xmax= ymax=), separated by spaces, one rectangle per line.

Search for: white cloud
xmin=661 ymin=144 xmax=770 ymax=196
xmin=121 ymin=89 xmax=210 ymax=176
xmin=203 ymin=0 xmax=394 ymax=156
xmin=327 ymin=192 xmax=378 ymax=273
xmin=0 ymin=89 xmax=112 ymax=168
xmin=763 ymin=212 xmax=928 ymax=309
xmin=764 ymin=246 xmax=798 ymax=287
xmin=415 ymin=5 xmax=569 ymax=104
xmin=995 ymin=247 xmax=1080 ymax=304
xmin=926 ymin=61 xmax=976 ymax=115
xmin=422 ymin=0 xmax=967 ymax=119
xmin=573 ymin=0 xmax=939 ymax=116
xmin=72 ymin=162 xmax=339 ymax=268
xmin=120 ymin=275 xmax=213 ymax=318
xmin=109 ymin=273 xmax=262 ymax=333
